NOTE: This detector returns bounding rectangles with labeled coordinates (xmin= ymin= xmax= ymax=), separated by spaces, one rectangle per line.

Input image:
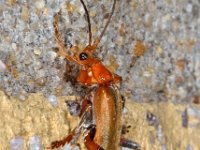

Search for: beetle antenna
xmin=54 ymin=11 xmax=81 ymax=64
xmin=94 ymin=0 xmax=116 ymax=47
xmin=80 ymin=0 xmax=92 ymax=46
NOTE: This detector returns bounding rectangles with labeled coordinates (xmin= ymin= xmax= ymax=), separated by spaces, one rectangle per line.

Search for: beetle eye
xmin=79 ymin=52 xmax=88 ymax=60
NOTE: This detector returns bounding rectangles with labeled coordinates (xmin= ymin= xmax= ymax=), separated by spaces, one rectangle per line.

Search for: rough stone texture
xmin=0 ymin=0 xmax=200 ymax=149
xmin=0 ymin=91 xmax=200 ymax=149
xmin=0 ymin=0 xmax=199 ymax=102
xmin=0 ymin=90 xmax=74 ymax=149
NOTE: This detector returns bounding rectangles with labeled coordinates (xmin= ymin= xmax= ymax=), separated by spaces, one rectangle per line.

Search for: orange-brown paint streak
xmin=93 ymin=86 xmax=122 ymax=150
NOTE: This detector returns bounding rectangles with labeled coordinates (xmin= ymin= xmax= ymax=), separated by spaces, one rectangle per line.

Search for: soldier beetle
xmin=49 ymin=0 xmax=140 ymax=149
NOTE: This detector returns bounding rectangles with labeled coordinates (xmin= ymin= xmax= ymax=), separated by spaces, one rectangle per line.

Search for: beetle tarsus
xmin=50 ymin=130 xmax=75 ymax=149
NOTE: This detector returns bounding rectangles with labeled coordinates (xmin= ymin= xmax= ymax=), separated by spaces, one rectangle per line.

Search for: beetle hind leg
xmin=84 ymin=125 xmax=104 ymax=150
xmin=48 ymin=97 xmax=93 ymax=149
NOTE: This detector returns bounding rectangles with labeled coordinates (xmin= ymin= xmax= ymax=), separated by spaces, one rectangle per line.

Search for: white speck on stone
xmin=143 ymin=13 xmax=153 ymax=27
xmin=72 ymin=145 xmax=80 ymax=150
xmin=62 ymin=144 xmax=73 ymax=150
xmin=71 ymin=0 xmax=84 ymax=16
xmin=161 ymin=14 xmax=171 ymax=30
xmin=35 ymin=69 xmax=45 ymax=78
xmin=29 ymin=136 xmax=41 ymax=150
xmin=177 ymin=87 xmax=187 ymax=99
xmin=12 ymin=43 xmax=17 ymax=51
xmin=187 ymin=107 xmax=196 ymax=116
xmin=187 ymin=107 xmax=200 ymax=119
xmin=157 ymin=126 xmax=164 ymax=142
xmin=195 ymin=77 xmax=200 ymax=88
xmin=48 ymin=95 xmax=58 ymax=107
xmin=47 ymin=51 xmax=57 ymax=61
xmin=34 ymin=0 xmax=45 ymax=10
xmin=10 ymin=137 xmax=24 ymax=150
xmin=186 ymin=3 xmax=193 ymax=13
xmin=78 ymin=6 xmax=84 ymax=16
xmin=18 ymin=93 xmax=28 ymax=101
xmin=122 ymin=107 xmax=128 ymax=114
xmin=62 ymin=143 xmax=80 ymax=150
xmin=143 ymin=71 xmax=151 ymax=77
xmin=0 ymin=60 xmax=6 ymax=72
xmin=186 ymin=144 xmax=193 ymax=150
xmin=162 ymin=144 xmax=167 ymax=150
xmin=194 ymin=55 xmax=200 ymax=88
xmin=33 ymin=49 xmax=42 ymax=56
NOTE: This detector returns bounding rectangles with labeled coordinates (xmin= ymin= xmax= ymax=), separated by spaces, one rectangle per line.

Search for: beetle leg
xmin=49 ymin=129 xmax=76 ymax=149
xmin=120 ymin=137 xmax=141 ymax=150
xmin=84 ymin=125 xmax=104 ymax=150
xmin=49 ymin=98 xmax=93 ymax=149
xmin=80 ymin=96 xmax=93 ymax=116
xmin=84 ymin=133 xmax=104 ymax=150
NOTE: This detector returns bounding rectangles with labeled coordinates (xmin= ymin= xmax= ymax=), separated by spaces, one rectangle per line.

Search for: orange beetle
xmin=49 ymin=0 xmax=140 ymax=150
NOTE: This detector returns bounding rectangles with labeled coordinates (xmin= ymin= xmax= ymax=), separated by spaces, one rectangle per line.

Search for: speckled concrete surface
xmin=0 ymin=0 xmax=200 ymax=149
xmin=0 ymin=91 xmax=200 ymax=150
xmin=0 ymin=0 xmax=199 ymax=102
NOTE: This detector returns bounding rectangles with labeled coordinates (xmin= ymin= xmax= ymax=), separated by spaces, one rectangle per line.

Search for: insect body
xmin=92 ymin=85 xmax=122 ymax=150
xmin=49 ymin=0 xmax=140 ymax=149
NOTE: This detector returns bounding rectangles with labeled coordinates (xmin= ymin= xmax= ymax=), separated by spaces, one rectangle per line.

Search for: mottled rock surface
xmin=1 ymin=91 xmax=200 ymax=149
xmin=0 ymin=0 xmax=200 ymax=149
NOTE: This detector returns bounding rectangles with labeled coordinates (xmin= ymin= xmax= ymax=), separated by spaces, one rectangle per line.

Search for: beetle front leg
xmin=120 ymin=137 xmax=141 ymax=150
